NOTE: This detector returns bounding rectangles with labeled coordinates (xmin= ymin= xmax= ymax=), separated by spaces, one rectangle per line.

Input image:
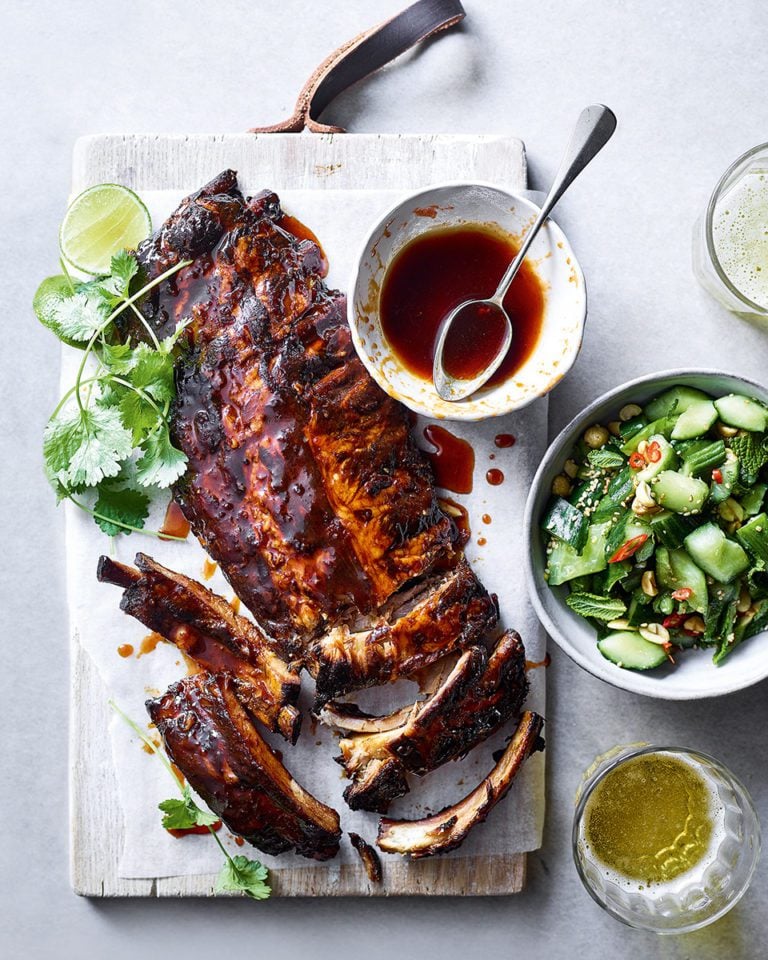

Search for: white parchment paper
xmin=65 ymin=188 xmax=547 ymax=879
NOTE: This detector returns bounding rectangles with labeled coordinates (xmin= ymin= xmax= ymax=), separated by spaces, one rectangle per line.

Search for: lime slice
xmin=59 ymin=183 xmax=151 ymax=275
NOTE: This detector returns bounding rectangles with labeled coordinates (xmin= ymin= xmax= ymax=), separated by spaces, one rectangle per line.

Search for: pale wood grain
xmin=70 ymin=132 xmax=531 ymax=897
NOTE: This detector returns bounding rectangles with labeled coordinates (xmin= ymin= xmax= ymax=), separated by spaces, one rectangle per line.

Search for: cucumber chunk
xmin=636 ymin=435 xmax=678 ymax=483
xmin=649 ymin=510 xmax=696 ymax=549
xmin=736 ymin=512 xmax=768 ymax=563
xmin=679 ymin=439 xmax=726 ymax=478
xmin=684 ymin=523 xmax=750 ymax=583
xmin=547 ymin=522 xmax=610 ymax=586
xmin=620 ymin=417 xmax=674 ymax=455
xmin=651 ymin=471 xmax=709 ymax=514
xmin=741 ymin=483 xmax=767 ymax=517
xmin=710 ymin=450 xmax=739 ymax=504
xmin=671 ymin=400 xmax=718 ymax=440
xmin=656 ymin=546 xmax=708 ymax=614
xmin=598 ymin=631 xmax=668 ymax=670
xmin=714 ymin=394 xmax=768 ymax=432
xmin=645 ymin=386 xmax=711 ymax=421
xmin=542 ymin=497 xmax=589 ymax=551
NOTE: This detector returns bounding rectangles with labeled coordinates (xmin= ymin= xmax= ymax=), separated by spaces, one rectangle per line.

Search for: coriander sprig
xmin=37 ymin=247 xmax=193 ymax=539
xmin=109 ymin=700 xmax=271 ymax=900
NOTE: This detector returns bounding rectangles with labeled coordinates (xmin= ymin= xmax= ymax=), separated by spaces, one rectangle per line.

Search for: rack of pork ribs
xmin=98 ymin=171 xmax=544 ymax=865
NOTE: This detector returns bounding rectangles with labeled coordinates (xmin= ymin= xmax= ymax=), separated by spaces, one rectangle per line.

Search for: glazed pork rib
xmin=377 ymin=711 xmax=545 ymax=859
xmin=310 ymin=558 xmax=498 ymax=705
xmin=97 ymin=553 xmax=302 ymax=743
xmin=148 ymin=673 xmax=341 ymax=861
xmin=334 ymin=631 xmax=529 ymax=812
xmin=132 ymin=169 xmax=462 ymax=656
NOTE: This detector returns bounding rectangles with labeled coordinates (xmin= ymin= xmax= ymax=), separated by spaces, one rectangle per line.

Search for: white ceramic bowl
xmin=525 ymin=369 xmax=768 ymax=700
xmin=348 ymin=182 xmax=587 ymax=421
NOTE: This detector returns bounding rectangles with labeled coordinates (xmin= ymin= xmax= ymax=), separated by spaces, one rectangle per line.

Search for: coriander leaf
xmin=110 ymin=250 xmax=139 ymax=295
xmin=135 ymin=426 xmax=187 ymax=488
xmin=100 ymin=340 xmax=134 ymax=371
xmin=565 ymin=591 xmax=627 ymax=621
xmin=118 ymin=389 xmax=162 ymax=445
xmin=33 ymin=275 xmax=86 ymax=348
xmin=159 ymin=786 xmax=219 ymax=830
xmin=52 ymin=291 xmax=108 ymax=342
xmin=216 ymin=855 xmax=271 ymax=900
xmin=93 ymin=481 xmax=150 ymax=536
xmin=130 ymin=342 xmax=175 ymax=403
xmin=587 ymin=448 xmax=625 ymax=470
xmin=45 ymin=405 xmax=133 ymax=488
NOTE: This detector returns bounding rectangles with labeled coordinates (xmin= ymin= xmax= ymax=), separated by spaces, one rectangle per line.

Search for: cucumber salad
xmin=542 ymin=386 xmax=768 ymax=671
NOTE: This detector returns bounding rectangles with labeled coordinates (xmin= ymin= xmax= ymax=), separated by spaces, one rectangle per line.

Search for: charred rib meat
xmin=310 ymin=559 xmax=497 ymax=706
xmin=377 ymin=711 xmax=544 ymax=859
xmin=335 ymin=630 xmax=529 ymax=812
xmin=132 ymin=170 xmax=460 ymax=651
xmin=147 ymin=673 xmax=341 ymax=860
xmin=98 ymin=553 xmax=302 ymax=742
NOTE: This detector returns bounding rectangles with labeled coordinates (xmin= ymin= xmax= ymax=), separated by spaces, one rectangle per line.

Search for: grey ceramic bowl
xmin=525 ymin=369 xmax=768 ymax=699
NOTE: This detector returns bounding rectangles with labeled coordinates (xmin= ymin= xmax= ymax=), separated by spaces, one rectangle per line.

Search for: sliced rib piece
xmin=147 ymin=673 xmax=341 ymax=861
xmin=336 ymin=630 xmax=528 ymax=812
xmin=310 ymin=558 xmax=498 ymax=706
xmin=131 ymin=170 xmax=459 ymax=648
xmin=98 ymin=553 xmax=302 ymax=743
xmin=377 ymin=711 xmax=545 ymax=859
xmin=349 ymin=832 xmax=382 ymax=883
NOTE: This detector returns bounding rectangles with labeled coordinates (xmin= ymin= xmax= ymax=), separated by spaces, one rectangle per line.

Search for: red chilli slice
xmin=713 ymin=468 xmax=723 ymax=484
xmin=629 ymin=452 xmax=645 ymax=470
xmin=646 ymin=441 xmax=662 ymax=463
xmin=608 ymin=534 xmax=649 ymax=563
xmin=663 ymin=614 xmax=686 ymax=629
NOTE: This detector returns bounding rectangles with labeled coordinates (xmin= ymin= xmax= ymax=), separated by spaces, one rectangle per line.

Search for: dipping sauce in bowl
xmin=348 ymin=182 xmax=587 ymax=421
xmin=379 ymin=224 xmax=545 ymax=386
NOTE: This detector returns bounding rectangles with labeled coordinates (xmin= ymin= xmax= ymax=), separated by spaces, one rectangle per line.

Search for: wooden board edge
xmin=71 ymin=132 xmax=527 ymax=193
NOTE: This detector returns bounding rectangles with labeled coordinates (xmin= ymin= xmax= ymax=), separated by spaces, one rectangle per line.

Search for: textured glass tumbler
xmin=693 ymin=142 xmax=768 ymax=319
xmin=572 ymin=745 xmax=761 ymax=934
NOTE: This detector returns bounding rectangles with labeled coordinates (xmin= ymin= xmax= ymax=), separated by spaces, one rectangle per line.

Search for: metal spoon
xmin=432 ymin=103 xmax=617 ymax=402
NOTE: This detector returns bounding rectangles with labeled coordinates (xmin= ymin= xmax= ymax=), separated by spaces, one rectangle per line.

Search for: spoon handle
xmin=493 ymin=103 xmax=617 ymax=301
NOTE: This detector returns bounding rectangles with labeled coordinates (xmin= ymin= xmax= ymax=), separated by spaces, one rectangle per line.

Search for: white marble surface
xmin=2 ymin=0 xmax=768 ymax=956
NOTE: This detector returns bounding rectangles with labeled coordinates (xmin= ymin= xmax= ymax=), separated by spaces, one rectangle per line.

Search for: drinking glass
xmin=693 ymin=143 xmax=768 ymax=319
xmin=572 ymin=745 xmax=761 ymax=934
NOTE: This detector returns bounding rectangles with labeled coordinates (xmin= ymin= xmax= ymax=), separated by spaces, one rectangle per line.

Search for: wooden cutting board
xmin=69 ymin=132 xmax=531 ymax=897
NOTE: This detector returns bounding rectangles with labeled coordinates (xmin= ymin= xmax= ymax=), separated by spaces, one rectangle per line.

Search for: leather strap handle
xmin=249 ymin=0 xmax=466 ymax=134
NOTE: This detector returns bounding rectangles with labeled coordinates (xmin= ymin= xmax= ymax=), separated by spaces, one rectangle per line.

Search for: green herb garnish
xmin=37 ymin=246 xmax=191 ymax=538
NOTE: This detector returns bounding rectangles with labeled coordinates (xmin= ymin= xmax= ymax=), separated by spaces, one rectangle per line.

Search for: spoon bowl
xmin=432 ymin=299 xmax=512 ymax=401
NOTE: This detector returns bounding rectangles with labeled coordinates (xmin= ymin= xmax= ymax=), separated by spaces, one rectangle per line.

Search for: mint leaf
xmin=731 ymin=432 xmax=768 ymax=485
xmin=44 ymin=405 xmax=133 ymax=488
xmin=215 ymin=855 xmax=271 ymax=900
xmin=52 ymin=291 xmax=108 ymax=342
xmin=587 ymin=448 xmax=625 ymax=470
xmin=93 ymin=481 xmax=150 ymax=536
xmin=565 ymin=591 xmax=627 ymax=621
xmin=159 ymin=787 xmax=218 ymax=830
xmin=135 ymin=426 xmax=187 ymax=488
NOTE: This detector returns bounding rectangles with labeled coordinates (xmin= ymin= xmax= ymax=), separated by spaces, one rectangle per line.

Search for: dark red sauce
xmin=117 ymin=643 xmax=134 ymax=658
xmin=482 ymin=514 xmax=492 ymax=525
xmin=159 ymin=501 xmax=190 ymax=541
xmin=137 ymin=632 xmax=164 ymax=658
xmin=167 ymin=820 xmax=222 ymax=839
xmin=423 ymin=425 xmax=475 ymax=494
xmin=442 ymin=302 xmax=509 ymax=380
xmin=486 ymin=468 xmax=505 ymax=486
xmin=380 ymin=225 xmax=545 ymax=387
xmin=477 ymin=536 xmax=487 ymax=546
xmin=494 ymin=433 xmax=516 ymax=448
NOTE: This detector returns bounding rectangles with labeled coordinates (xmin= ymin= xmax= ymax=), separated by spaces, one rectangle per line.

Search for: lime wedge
xmin=59 ymin=183 xmax=151 ymax=275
